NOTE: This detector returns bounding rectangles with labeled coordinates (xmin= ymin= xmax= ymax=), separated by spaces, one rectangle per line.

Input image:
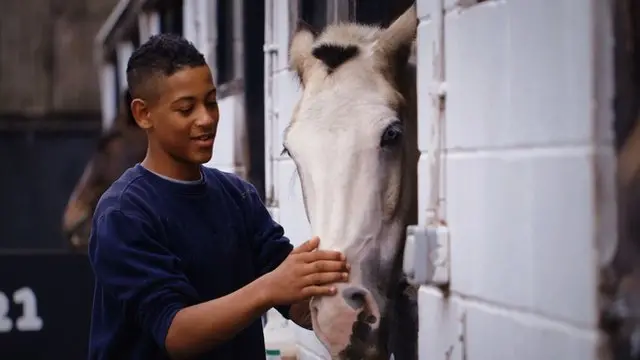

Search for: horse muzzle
xmin=310 ymin=283 xmax=382 ymax=358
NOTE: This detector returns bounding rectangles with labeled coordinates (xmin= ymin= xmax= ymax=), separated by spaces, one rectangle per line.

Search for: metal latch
xmin=403 ymin=224 xmax=450 ymax=286
xmin=263 ymin=43 xmax=278 ymax=54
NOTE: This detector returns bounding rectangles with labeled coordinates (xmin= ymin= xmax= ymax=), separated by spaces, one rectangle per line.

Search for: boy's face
xmin=134 ymin=65 xmax=219 ymax=165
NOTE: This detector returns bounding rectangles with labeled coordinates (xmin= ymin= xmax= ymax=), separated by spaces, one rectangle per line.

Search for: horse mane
xmin=95 ymin=128 xmax=123 ymax=152
xmin=94 ymin=89 xmax=136 ymax=153
xmin=109 ymin=88 xmax=137 ymax=129
xmin=123 ymin=89 xmax=136 ymax=127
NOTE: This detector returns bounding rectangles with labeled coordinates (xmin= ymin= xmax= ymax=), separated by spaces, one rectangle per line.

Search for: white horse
xmin=286 ymin=4 xmax=419 ymax=359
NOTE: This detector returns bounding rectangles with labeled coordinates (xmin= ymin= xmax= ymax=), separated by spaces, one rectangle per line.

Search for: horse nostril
xmin=341 ymin=286 xmax=368 ymax=310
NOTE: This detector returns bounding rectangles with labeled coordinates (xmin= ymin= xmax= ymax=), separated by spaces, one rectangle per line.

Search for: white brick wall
xmin=203 ymin=95 xmax=242 ymax=174
xmin=416 ymin=0 xmax=614 ymax=359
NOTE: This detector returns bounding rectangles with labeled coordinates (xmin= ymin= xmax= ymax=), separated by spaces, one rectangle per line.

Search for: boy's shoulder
xmin=93 ymin=166 xmax=154 ymax=220
xmin=201 ymin=166 xmax=257 ymax=198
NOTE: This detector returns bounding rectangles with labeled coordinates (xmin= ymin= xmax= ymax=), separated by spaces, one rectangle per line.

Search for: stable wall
xmin=203 ymin=94 xmax=246 ymax=175
xmin=415 ymin=0 xmax=615 ymax=359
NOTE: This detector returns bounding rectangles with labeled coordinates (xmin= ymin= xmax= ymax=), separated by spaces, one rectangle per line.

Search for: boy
xmin=87 ymin=33 xmax=349 ymax=359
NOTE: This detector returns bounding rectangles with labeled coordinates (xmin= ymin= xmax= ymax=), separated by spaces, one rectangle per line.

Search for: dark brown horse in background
xmin=61 ymin=90 xmax=147 ymax=252
xmin=602 ymin=1 xmax=640 ymax=359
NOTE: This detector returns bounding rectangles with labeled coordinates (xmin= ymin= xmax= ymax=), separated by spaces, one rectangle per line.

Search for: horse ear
xmin=289 ymin=20 xmax=319 ymax=86
xmin=374 ymin=3 xmax=417 ymax=66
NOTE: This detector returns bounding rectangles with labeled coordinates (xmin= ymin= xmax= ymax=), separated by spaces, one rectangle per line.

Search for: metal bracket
xmin=403 ymin=224 xmax=450 ymax=286
xmin=263 ymin=43 xmax=279 ymax=54
xmin=429 ymin=81 xmax=448 ymax=99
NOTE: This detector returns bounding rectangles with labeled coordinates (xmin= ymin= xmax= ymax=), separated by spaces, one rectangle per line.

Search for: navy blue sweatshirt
xmin=87 ymin=164 xmax=294 ymax=360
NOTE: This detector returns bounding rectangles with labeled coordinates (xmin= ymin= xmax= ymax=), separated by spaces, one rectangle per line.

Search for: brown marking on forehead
xmin=312 ymin=44 xmax=360 ymax=74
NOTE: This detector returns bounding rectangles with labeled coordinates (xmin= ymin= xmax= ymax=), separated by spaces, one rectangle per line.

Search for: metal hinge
xmin=430 ymin=81 xmax=448 ymax=98
xmin=263 ymin=43 xmax=279 ymax=54
xmin=403 ymin=224 xmax=450 ymax=286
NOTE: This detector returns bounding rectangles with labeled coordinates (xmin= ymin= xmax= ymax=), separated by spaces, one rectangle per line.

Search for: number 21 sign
xmin=0 ymin=287 xmax=43 ymax=333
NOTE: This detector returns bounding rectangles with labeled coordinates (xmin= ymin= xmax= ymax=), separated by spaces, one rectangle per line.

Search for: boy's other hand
xmin=262 ymin=236 xmax=349 ymax=306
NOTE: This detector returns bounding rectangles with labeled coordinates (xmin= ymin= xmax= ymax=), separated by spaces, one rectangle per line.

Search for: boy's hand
xmin=262 ymin=236 xmax=349 ymax=306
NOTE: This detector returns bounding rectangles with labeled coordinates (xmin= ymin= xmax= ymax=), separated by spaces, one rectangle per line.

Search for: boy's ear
xmin=130 ymin=99 xmax=153 ymax=130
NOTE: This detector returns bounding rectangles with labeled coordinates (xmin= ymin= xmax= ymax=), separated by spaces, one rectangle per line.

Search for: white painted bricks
xmin=203 ymin=96 xmax=240 ymax=172
xmin=415 ymin=0 xmax=606 ymax=359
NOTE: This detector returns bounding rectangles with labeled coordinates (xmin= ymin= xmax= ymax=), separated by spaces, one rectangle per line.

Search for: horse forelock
xmin=289 ymin=18 xmax=417 ymax=121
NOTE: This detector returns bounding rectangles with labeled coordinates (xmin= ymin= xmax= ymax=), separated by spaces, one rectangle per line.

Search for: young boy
xmin=87 ymin=33 xmax=349 ymax=360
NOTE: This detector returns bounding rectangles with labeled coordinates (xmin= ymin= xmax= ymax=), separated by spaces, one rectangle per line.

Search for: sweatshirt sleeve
xmin=88 ymin=208 xmax=200 ymax=352
xmin=240 ymin=183 xmax=294 ymax=319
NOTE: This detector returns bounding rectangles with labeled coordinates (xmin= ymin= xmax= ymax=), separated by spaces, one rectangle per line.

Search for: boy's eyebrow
xmin=170 ymin=88 xmax=217 ymax=104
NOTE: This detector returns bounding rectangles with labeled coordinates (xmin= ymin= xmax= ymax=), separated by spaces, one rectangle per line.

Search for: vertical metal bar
xmin=426 ymin=0 xmax=446 ymax=225
xmin=197 ymin=1 xmax=214 ymax=67
xmin=326 ymin=0 xmax=336 ymax=24
xmin=233 ymin=0 xmax=244 ymax=80
xmin=335 ymin=0 xmax=352 ymax=23
xmin=99 ymin=63 xmax=117 ymax=131
xmin=137 ymin=12 xmax=150 ymax=43
xmin=182 ymin=0 xmax=195 ymax=43
xmin=209 ymin=0 xmax=219 ymax=82
xmin=116 ymin=42 xmax=134 ymax=93
xmin=263 ymin=0 xmax=277 ymax=206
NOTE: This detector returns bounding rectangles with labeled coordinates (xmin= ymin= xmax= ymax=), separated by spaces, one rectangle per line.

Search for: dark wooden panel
xmin=0 ymin=129 xmax=100 ymax=250
xmin=0 ymin=112 xmax=101 ymax=132
xmin=0 ymin=253 xmax=94 ymax=360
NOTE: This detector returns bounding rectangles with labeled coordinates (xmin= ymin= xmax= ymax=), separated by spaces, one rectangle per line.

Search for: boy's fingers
xmin=310 ymin=250 xmax=345 ymax=261
xmin=291 ymin=236 xmax=320 ymax=254
xmin=304 ymin=260 xmax=349 ymax=274
xmin=302 ymin=285 xmax=337 ymax=298
xmin=305 ymin=272 xmax=348 ymax=286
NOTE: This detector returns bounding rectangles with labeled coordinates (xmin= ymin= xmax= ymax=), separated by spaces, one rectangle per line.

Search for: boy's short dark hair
xmin=126 ymin=33 xmax=207 ymax=101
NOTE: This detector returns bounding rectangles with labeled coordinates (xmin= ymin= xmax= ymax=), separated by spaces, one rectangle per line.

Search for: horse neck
xmin=400 ymin=61 xmax=419 ymax=227
xmin=119 ymin=125 xmax=148 ymax=164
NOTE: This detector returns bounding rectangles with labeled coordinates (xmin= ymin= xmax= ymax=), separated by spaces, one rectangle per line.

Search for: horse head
xmin=286 ymin=4 xmax=418 ymax=358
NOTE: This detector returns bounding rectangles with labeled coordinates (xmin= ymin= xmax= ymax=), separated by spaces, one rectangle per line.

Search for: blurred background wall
xmin=0 ymin=0 xmax=119 ymax=250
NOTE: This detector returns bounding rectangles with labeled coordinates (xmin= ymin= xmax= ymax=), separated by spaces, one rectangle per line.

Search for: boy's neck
xmin=141 ymin=152 xmax=202 ymax=182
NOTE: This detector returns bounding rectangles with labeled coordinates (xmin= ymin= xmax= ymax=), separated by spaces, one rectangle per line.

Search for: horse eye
xmin=380 ymin=121 xmax=403 ymax=148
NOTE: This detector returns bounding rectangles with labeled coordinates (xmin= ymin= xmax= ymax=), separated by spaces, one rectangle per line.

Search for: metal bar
xmin=426 ymin=0 xmax=446 ymax=224
xmin=263 ymin=0 xmax=278 ymax=206
xmin=95 ymin=0 xmax=133 ymax=51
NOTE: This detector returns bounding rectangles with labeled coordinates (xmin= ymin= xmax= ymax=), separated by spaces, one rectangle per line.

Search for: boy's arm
xmin=239 ymin=182 xmax=314 ymax=329
xmin=166 ymin=275 xmax=275 ymax=358
xmin=288 ymin=299 xmax=313 ymax=330
xmin=90 ymin=208 xmax=276 ymax=360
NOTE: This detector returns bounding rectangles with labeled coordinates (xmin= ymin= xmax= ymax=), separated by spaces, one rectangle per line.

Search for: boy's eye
xmin=178 ymin=107 xmax=193 ymax=116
